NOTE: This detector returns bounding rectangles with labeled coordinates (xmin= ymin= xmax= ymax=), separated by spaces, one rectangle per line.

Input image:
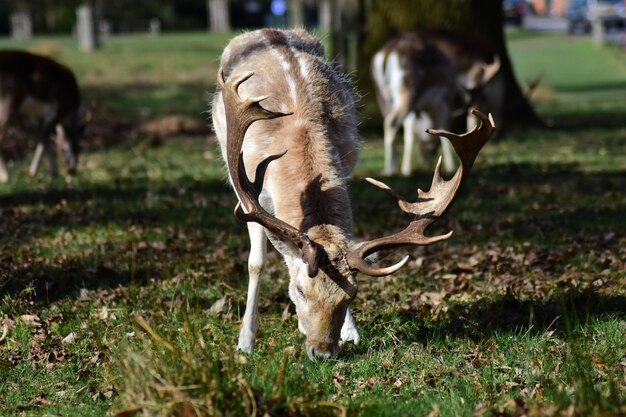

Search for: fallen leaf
xmin=97 ymin=306 xmax=109 ymax=321
xmin=0 ymin=318 xmax=10 ymax=343
xmin=18 ymin=314 xmax=41 ymax=327
xmin=62 ymin=332 xmax=76 ymax=345
xmin=209 ymin=297 xmax=229 ymax=316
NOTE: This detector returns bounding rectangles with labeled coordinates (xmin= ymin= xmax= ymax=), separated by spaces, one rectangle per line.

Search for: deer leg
xmin=0 ymin=98 xmax=13 ymax=183
xmin=0 ymin=152 xmax=7 ymax=183
xmin=0 ymin=132 xmax=8 ymax=183
xmin=400 ymin=111 xmax=417 ymax=177
xmin=29 ymin=142 xmax=45 ymax=177
xmin=340 ymin=307 xmax=360 ymax=344
xmin=417 ymin=113 xmax=437 ymax=167
xmin=43 ymin=137 xmax=59 ymax=178
xmin=432 ymin=105 xmax=457 ymax=174
xmin=440 ymin=136 xmax=456 ymax=174
xmin=237 ymin=222 xmax=268 ymax=353
xmin=383 ymin=107 xmax=404 ymax=176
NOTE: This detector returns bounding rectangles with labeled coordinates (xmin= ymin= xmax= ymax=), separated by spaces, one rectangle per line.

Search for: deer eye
xmin=296 ymin=285 xmax=306 ymax=299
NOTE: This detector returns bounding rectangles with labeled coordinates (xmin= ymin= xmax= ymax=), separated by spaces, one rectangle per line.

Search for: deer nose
xmin=306 ymin=342 xmax=336 ymax=361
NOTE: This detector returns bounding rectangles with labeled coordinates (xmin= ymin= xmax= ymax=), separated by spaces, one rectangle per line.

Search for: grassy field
xmin=1 ymin=30 xmax=625 ymax=417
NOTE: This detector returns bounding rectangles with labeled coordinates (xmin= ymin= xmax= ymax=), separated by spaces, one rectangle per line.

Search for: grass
xmin=1 ymin=31 xmax=625 ymax=416
xmin=0 ymin=32 xmax=231 ymax=118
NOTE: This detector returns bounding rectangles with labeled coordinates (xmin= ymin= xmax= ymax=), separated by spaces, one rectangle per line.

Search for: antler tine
xmin=427 ymin=110 xmax=494 ymax=177
xmin=480 ymin=56 xmax=501 ymax=86
xmin=219 ymin=67 xmax=322 ymax=278
xmin=346 ymin=111 xmax=494 ymax=277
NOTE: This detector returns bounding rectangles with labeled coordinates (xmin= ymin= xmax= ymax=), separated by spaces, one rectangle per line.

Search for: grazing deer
xmin=212 ymin=29 xmax=494 ymax=360
xmin=0 ymin=50 xmax=83 ymax=182
xmin=418 ymin=30 xmax=503 ymax=138
xmin=371 ymin=31 xmax=501 ymax=177
xmin=371 ymin=32 xmax=459 ymax=177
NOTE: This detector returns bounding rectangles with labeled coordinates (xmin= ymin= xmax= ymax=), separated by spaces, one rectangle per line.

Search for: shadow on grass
xmin=417 ymin=289 xmax=625 ymax=341
xmin=0 ymin=177 xmax=242 ymax=302
xmin=349 ymin=162 xmax=625 ymax=243
xmin=1 ymin=162 xmax=624 ymax=307
xmin=342 ymin=290 xmax=626 ymax=360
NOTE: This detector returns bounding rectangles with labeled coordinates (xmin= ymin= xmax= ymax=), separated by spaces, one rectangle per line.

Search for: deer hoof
xmin=237 ymin=329 xmax=256 ymax=353
xmin=340 ymin=322 xmax=360 ymax=345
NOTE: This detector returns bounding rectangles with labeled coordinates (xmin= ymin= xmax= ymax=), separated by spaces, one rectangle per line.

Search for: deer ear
xmin=303 ymin=244 xmax=322 ymax=278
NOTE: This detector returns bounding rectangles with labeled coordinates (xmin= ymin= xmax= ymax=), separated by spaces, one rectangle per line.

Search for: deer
xmin=417 ymin=30 xmax=503 ymax=138
xmin=211 ymin=28 xmax=494 ymax=361
xmin=371 ymin=31 xmax=501 ymax=177
xmin=371 ymin=32 xmax=459 ymax=177
xmin=0 ymin=50 xmax=83 ymax=183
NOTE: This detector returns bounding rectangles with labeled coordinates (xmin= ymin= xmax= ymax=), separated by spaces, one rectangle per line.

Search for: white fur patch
xmin=268 ymin=38 xmax=298 ymax=104
xmin=385 ymin=51 xmax=405 ymax=109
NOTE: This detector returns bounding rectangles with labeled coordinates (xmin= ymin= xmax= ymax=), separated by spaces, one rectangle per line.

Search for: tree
xmin=207 ymin=0 xmax=230 ymax=32
xmin=361 ymin=0 xmax=542 ymax=128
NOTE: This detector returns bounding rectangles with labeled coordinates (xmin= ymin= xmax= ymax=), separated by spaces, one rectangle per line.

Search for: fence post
xmin=76 ymin=5 xmax=101 ymax=51
xmin=207 ymin=0 xmax=231 ymax=32
xmin=10 ymin=12 xmax=33 ymax=40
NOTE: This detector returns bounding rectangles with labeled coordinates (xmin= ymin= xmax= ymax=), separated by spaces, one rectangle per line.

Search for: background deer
xmin=212 ymin=29 xmax=494 ymax=360
xmin=0 ymin=50 xmax=83 ymax=182
xmin=418 ymin=30 xmax=503 ymax=138
xmin=371 ymin=31 xmax=501 ymax=177
xmin=371 ymin=32 xmax=459 ymax=177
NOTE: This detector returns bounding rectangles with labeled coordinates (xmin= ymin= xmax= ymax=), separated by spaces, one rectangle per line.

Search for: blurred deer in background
xmin=371 ymin=32 xmax=459 ymax=177
xmin=417 ymin=30 xmax=502 ymax=138
xmin=371 ymin=30 xmax=501 ymax=177
xmin=212 ymin=29 xmax=494 ymax=360
xmin=0 ymin=51 xmax=83 ymax=182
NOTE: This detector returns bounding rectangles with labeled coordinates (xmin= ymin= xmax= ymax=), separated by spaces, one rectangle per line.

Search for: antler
xmin=218 ymin=68 xmax=322 ymax=277
xmin=346 ymin=110 xmax=495 ymax=277
xmin=481 ymin=55 xmax=501 ymax=86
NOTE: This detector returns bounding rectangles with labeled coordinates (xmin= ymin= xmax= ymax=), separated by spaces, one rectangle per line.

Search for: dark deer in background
xmin=418 ymin=30 xmax=503 ymax=138
xmin=371 ymin=30 xmax=501 ymax=177
xmin=0 ymin=50 xmax=83 ymax=182
xmin=212 ymin=29 xmax=495 ymax=360
xmin=371 ymin=33 xmax=459 ymax=177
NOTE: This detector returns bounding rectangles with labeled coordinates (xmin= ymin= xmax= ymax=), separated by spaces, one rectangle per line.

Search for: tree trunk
xmin=76 ymin=4 xmax=100 ymax=51
xmin=362 ymin=0 xmax=542 ymax=128
xmin=289 ymin=0 xmax=305 ymax=28
xmin=10 ymin=12 xmax=33 ymax=40
xmin=318 ymin=0 xmax=332 ymax=32
xmin=207 ymin=0 xmax=230 ymax=32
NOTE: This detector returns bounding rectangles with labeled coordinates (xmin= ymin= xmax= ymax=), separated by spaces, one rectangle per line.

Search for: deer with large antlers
xmin=212 ymin=29 xmax=494 ymax=360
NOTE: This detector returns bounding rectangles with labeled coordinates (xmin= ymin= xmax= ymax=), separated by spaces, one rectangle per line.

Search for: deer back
xmin=212 ymin=29 xmax=359 ymax=243
xmin=0 ymin=51 xmax=81 ymax=123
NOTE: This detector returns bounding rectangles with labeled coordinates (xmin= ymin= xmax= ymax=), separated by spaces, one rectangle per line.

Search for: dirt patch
xmin=1 ymin=102 xmax=211 ymax=161
xmin=136 ymin=115 xmax=210 ymax=139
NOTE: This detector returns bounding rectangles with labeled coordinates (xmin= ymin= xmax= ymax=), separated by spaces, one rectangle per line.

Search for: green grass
xmin=0 ymin=32 xmax=231 ymax=118
xmin=1 ymin=31 xmax=625 ymax=416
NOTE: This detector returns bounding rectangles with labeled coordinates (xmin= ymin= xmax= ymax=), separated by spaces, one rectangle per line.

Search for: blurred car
xmin=566 ymin=0 xmax=626 ymax=33
xmin=503 ymin=0 xmax=527 ymax=26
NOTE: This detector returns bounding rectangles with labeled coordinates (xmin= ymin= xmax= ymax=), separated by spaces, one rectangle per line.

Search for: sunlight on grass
xmin=0 ymin=31 xmax=625 ymax=417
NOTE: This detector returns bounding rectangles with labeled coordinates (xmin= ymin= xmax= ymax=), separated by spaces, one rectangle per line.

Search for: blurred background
xmin=0 ymin=2 xmax=625 ymax=415
xmin=1 ymin=0 xmax=625 ymax=143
